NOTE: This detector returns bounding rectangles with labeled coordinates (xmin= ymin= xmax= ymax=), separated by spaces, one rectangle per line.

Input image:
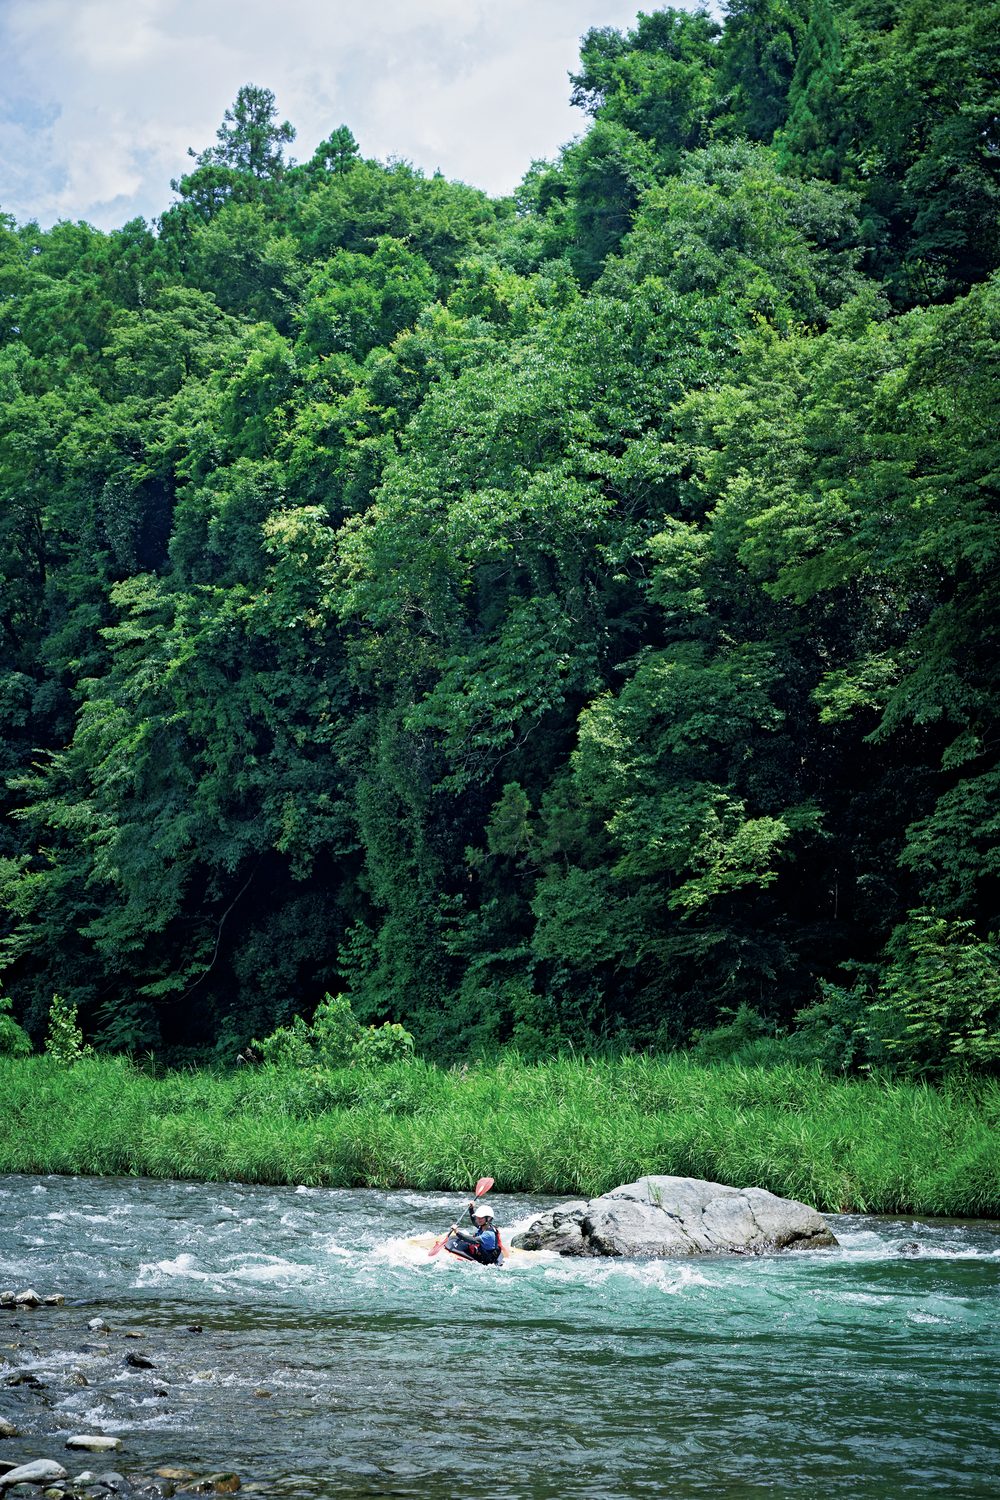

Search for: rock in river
xmin=0 ymin=1460 xmax=69 ymax=1489
xmin=65 ymin=1437 xmax=123 ymax=1453
xmin=512 ymin=1175 xmax=837 ymax=1257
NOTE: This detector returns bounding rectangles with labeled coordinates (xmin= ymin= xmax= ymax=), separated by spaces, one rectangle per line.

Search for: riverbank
xmin=2 ymin=1055 xmax=998 ymax=1216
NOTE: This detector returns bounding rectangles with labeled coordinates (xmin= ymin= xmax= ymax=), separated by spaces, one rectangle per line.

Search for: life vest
xmin=449 ymin=1226 xmax=504 ymax=1265
xmin=474 ymin=1226 xmax=503 ymax=1266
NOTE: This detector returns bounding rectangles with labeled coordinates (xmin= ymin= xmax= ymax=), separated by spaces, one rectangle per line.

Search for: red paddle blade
xmin=428 ymin=1234 xmax=449 ymax=1258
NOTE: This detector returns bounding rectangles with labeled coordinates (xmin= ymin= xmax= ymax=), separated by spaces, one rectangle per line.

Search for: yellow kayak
xmin=406 ymin=1233 xmax=536 ymax=1264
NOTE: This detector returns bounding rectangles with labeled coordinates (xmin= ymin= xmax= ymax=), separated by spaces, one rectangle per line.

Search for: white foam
xmin=316 ymin=1236 xmax=353 ymax=1259
xmin=135 ymin=1252 xmax=208 ymax=1285
xmin=217 ymin=1254 xmax=314 ymax=1284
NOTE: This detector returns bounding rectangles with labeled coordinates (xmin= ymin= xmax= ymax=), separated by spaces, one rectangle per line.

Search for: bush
xmin=689 ymin=1004 xmax=778 ymax=1063
xmin=255 ymin=1013 xmax=314 ymax=1067
xmin=351 ymin=1021 xmax=415 ymax=1067
xmin=786 ymin=982 xmax=881 ymax=1074
xmin=875 ymin=910 xmax=1000 ymax=1074
xmin=312 ymin=993 xmax=363 ymax=1066
xmin=252 ymin=993 xmax=413 ymax=1069
xmin=0 ymin=990 xmax=31 ymax=1058
xmin=45 ymin=993 xmax=93 ymax=1066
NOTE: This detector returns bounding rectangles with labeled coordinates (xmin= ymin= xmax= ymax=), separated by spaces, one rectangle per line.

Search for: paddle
xmin=428 ymin=1176 xmax=494 ymax=1257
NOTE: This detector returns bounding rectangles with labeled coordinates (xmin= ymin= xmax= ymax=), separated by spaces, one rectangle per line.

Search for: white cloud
xmin=0 ymin=0 xmax=715 ymax=231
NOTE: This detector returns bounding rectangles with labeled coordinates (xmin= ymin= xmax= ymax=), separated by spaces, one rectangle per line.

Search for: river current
xmin=1 ymin=1175 xmax=998 ymax=1498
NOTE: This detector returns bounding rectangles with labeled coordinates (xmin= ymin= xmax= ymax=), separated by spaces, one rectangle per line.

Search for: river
xmin=1 ymin=1175 xmax=998 ymax=1497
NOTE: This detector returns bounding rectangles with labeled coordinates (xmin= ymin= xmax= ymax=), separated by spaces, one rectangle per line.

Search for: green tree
xmin=192 ymin=83 xmax=295 ymax=179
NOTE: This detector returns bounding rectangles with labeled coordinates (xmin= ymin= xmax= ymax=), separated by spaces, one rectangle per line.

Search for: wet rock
xmin=122 ymin=1332 xmax=145 ymax=1341
xmin=70 ymin=1372 xmax=89 ymax=1388
xmin=95 ymin=1472 xmax=127 ymax=1492
xmin=0 ymin=1422 xmax=18 ymax=1440
xmin=0 ymin=1459 xmax=69 ymax=1489
xmin=0 ymin=1465 xmax=16 ymax=1479
xmin=183 ymin=1327 xmax=202 ymax=1335
xmin=65 ymin=1438 xmax=123 ymax=1454
xmin=12 ymin=1294 xmax=40 ymax=1311
xmin=898 ymin=1240 xmax=922 ymax=1255
xmin=154 ymin=1472 xmax=193 ymax=1483
xmin=124 ymin=1354 xmax=154 ymax=1371
xmin=513 ymin=1176 xmax=838 ymax=1258
xmin=206 ymin=1478 xmax=240 ymax=1494
xmin=0 ymin=1296 xmax=14 ymax=1310
xmin=513 ymin=1200 xmax=589 ymax=1255
xmin=251 ymin=1389 xmax=271 ymax=1399
xmin=71 ymin=1474 xmax=99 ymax=1486
xmin=41 ymin=1299 xmax=63 ymax=1309
xmin=5 ymin=1373 xmax=45 ymax=1389
xmin=87 ymin=1321 xmax=109 ymax=1335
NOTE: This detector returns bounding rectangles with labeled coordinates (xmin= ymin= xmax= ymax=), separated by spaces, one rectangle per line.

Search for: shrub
xmin=252 ymin=993 xmax=413 ymax=1069
xmin=0 ymin=990 xmax=31 ymax=1058
xmin=689 ymin=1003 xmax=777 ymax=1063
xmin=786 ymin=982 xmax=881 ymax=1074
xmin=255 ymin=1013 xmax=314 ymax=1068
xmin=45 ymin=993 xmax=93 ymax=1066
xmin=312 ymin=992 xmax=363 ymax=1066
xmin=351 ymin=1021 xmax=415 ymax=1067
xmin=874 ymin=910 xmax=1000 ymax=1074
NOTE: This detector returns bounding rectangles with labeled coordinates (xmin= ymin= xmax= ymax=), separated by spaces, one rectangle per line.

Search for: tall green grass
xmin=2 ymin=1054 xmax=998 ymax=1215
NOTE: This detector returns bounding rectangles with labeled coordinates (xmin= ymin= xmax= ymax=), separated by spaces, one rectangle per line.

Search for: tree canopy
xmin=1 ymin=1 xmax=998 ymax=1073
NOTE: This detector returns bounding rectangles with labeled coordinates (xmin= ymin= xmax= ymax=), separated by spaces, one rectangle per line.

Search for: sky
xmin=0 ymin=0 xmax=714 ymax=233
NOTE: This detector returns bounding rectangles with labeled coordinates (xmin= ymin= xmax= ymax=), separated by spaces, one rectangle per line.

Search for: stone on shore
xmin=512 ymin=1175 xmax=838 ymax=1257
xmin=65 ymin=1437 xmax=123 ymax=1453
xmin=0 ymin=1460 xmax=69 ymax=1489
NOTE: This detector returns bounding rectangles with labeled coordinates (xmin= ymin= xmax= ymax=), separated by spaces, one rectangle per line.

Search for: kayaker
xmin=446 ymin=1201 xmax=504 ymax=1265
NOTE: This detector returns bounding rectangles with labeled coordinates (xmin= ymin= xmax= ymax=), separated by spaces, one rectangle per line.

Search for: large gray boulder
xmin=512 ymin=1176 xmax=837 ymax=1257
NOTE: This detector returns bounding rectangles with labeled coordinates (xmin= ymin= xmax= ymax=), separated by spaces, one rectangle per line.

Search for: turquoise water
xmin=1 ymin=1175 xmax=998 ymax=1497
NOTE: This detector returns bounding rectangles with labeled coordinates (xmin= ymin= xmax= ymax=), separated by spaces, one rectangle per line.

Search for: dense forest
xmin=1 ymin=0 xmax=998 ymax=1072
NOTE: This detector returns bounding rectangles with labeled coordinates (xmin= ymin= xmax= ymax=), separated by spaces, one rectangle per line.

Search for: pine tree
xmin=775 ymin=0 xmax=848 ymax=179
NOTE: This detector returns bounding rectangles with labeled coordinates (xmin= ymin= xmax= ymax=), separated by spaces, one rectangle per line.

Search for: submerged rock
xmin=512 ymin=1176 xmax=837 ymax=1257
xmin=0 ymin=1422 xmax=18 ymax=1441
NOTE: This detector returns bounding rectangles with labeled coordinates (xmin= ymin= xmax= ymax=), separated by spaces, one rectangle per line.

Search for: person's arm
xmin=451 ymin=1224 xmax=479 ymax=1243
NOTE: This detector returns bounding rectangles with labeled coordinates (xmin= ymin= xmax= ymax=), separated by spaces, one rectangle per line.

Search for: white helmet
xmin=473 ymin=1203 xmax=494 ymax=1219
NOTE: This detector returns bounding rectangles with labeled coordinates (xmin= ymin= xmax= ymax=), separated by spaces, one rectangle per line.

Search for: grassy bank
xmin=3 ymin=1054 xmax=999 ymax=1216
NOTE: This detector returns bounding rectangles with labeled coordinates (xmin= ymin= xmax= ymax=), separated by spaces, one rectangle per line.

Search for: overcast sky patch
xmin=0 ymin=0 xmax=715 ymax=232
